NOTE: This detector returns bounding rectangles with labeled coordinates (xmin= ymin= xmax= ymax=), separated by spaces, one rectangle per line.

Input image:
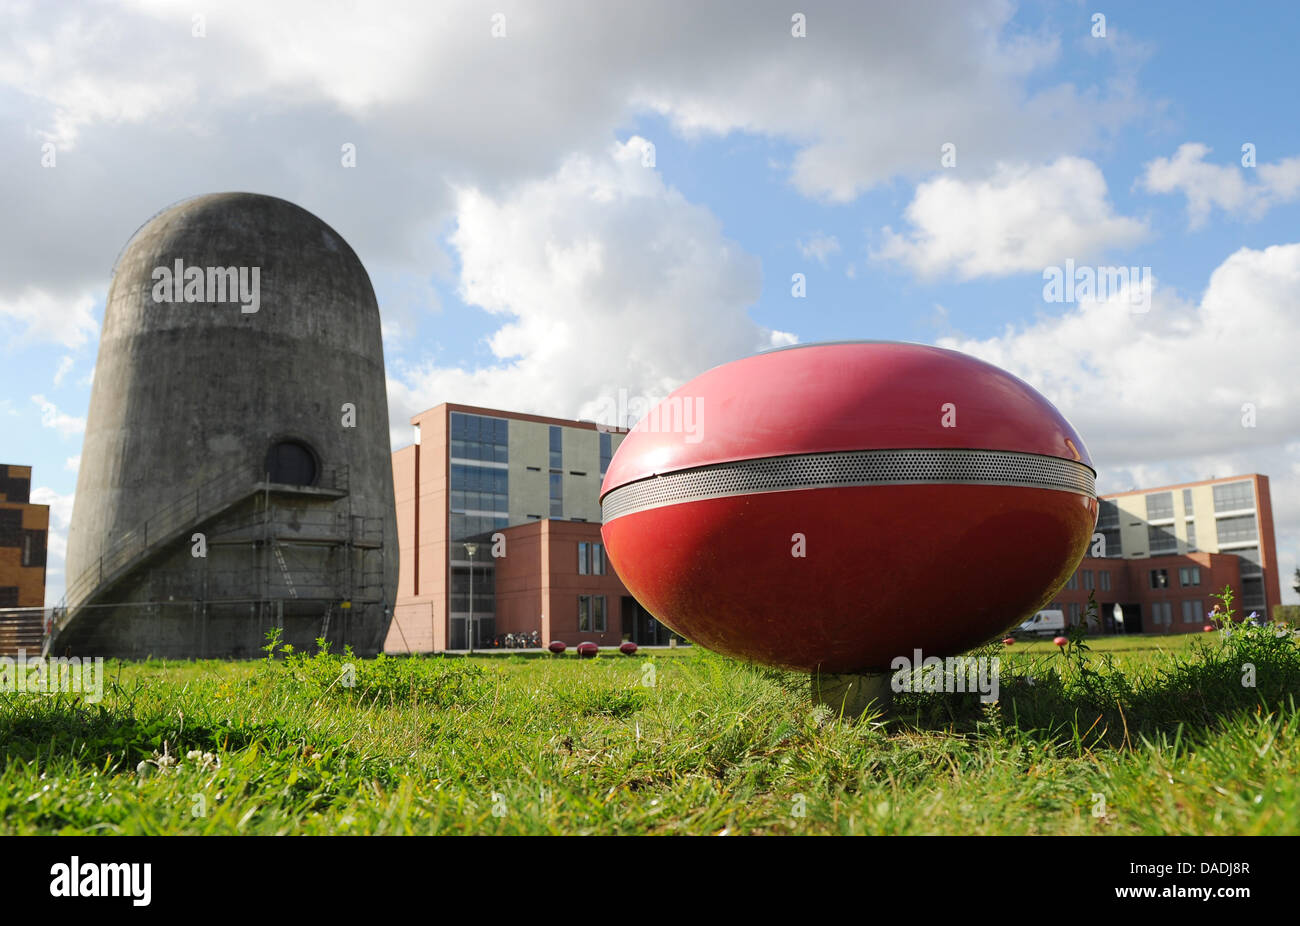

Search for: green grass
xmin=1 ymin=625 xmax=1297 ymax=835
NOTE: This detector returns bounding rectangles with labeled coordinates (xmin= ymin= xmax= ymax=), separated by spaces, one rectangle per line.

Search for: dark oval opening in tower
xmin=266 ymin=440 xmax=318 ymax=486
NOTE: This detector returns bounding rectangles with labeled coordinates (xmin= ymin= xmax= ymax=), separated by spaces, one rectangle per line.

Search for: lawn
xmin=1 ymin=625 xmax=1296 ymax=835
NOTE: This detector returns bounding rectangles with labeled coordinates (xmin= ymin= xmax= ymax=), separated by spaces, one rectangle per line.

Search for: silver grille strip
xmin=601 ymin=448 xmax=1096 ymax=522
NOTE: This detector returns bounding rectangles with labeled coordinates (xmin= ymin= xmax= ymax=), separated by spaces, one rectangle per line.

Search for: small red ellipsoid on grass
xmin=1053 ymin=636 xmax=1069 ymax=647
xmin=1203 ymin=624 xmax=1215 ymax=632
xmin=577 ymin=642 xmax=599 ymax=658
xmin=599 ymin=342 xmax=1097 ymax=674
xmin=547 ymin=640 xmax=566 ymax=654
xmin=1002 ymin=637 xmax=1015 ymax=646
xmin=619 ymin=641 xmax=638 ymax=655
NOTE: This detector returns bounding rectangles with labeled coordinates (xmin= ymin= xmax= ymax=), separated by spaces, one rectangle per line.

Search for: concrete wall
xmin=63 ymin=194 xmax=398 ymax=657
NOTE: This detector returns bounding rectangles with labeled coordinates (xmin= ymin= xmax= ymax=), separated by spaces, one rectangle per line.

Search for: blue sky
xmin=2 ymin=1 xmax=1298 ymax=605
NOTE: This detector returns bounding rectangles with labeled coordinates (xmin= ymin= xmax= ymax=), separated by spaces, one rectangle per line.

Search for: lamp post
xmin=465 ymin=542 xmax=478 ymax=654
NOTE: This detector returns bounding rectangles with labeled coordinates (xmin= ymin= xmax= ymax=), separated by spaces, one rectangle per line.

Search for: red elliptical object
xmin=599 ymin=342 xmax=1098 ymax=674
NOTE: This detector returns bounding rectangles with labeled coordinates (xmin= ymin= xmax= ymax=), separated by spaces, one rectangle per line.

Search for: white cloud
xmin=386 ymin=137 xmax=780 ymax=446
xmin=937 ymin=242 xmax=1300 ymax=603
xmin=64 ymin=454 xmax=80 ymax=473
xmin=874 ymin=158 xmax=1148 ymax=279
xmin=53 ymin=354 xmax=74 ymax=385
xmin=0 ymin=288 xmax=98 ymax=348
xmin=30 ymin=485 xmax=74 ymax=605
xmin=0 ymin=1 xmax=1146 ymax=344
xmin=31 ymin=393 xmax=85 ymax=437
xmin=1139 ymin=143 xmax=1300 ymax=229
xmin=797 ymin=234 xmax=841 ymax=266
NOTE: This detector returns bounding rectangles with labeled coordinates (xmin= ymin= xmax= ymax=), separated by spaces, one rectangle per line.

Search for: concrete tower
xmin=57 ymin=193 xmax=397 ymax=658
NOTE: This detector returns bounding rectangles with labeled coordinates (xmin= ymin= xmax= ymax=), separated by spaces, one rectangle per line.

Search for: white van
xmin=1015 ymin=609 xmax=1066 ymax=636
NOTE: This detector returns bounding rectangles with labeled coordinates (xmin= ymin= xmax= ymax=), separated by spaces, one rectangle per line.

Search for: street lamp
xmin=465 ymin=542 xmax=478 ymax=654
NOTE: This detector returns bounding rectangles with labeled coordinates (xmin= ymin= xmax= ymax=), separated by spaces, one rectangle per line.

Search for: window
xmin=578 ymin=595 xmax=607 ymax=632
xmin=450 ymin=412 xmax=509 ymax=463
xmin=1182 ymin=600 xmax=1203 ymax=624
xmin=1151 ymin=602 xmax=1173 ymax=626
xmin=1182 ymin=488 xmax=1194 ymax=514
xmin=1096 ymin=501 xmax=1122 ymax=557
xmin=578 ymin=542 xmax=605 ymax=576
xmin=1216 ymin=514 xmax=1257 ymax=544
xmin=1148 ymin=524 xmax=1178 ymax=554
xmin=1081 ymin=570 xmax=1095 ymax=590
xmin=0 ymin=586 xmax=18 ymax=607
xmin=1065 ymin=572 xmax=1079 ymax=590
xmin=1149 ymin=569 xmax=1169 ymax=589
xmin=1099 ymin=571 xmax=1111 ymax=592
xmin=450 ymin=460 xmax=509 ymax=540
xmin=550 ymin=472 xmax=563 ymax=518
xmin=1179 ymin=566 xmax=1201 ymax=587
xmin=1185 ymin=520 xmax=1197 ymax=551
xmin=549 ymin=426 xmax=563 ymax=470
xmin=1235 ymin=547 xmax=1262 ymax=576
xmin=599 ymin=432 xmax=613 ymax=477
xmin=1212 ymin=480 xmax=1253 ymax=512
xmin=265 ymin=440 xmax=317 ymax=485
xmin=1068 ymin=602 xmax=1082 ymax=624
xmin=21 ymin=533 xmax=31 ymax=566
xmin=1146 ymin=492 xmax=1174 ymax=520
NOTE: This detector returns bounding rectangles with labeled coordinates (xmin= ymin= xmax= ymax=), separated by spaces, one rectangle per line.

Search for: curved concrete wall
xmin=65 ymin=193 xmax=397 ymax=656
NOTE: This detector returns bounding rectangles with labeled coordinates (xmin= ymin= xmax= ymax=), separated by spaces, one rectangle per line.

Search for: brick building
xmin=1050 ymin=474 xmax=1280 ymax=633
xmin=385 ymin=404 xmax=674 ymax=652
xmin=0 ymin=464 xmax=50 ymax=655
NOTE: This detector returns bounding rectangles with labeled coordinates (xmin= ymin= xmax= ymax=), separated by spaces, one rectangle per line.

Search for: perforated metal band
xmin=600 ymin=448 xmax=1096 ymax=522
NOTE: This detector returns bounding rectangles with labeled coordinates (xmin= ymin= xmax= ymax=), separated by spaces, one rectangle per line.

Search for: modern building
xmin=385 ymin=403 xmax=674 ymax=652
xmin=1050 ymin=474 xmax=1281 ymax=633
xmin=0 ymin=464 xmax=49 ymax=656
xmin=58 ymin=193 xmax=398 ymax=659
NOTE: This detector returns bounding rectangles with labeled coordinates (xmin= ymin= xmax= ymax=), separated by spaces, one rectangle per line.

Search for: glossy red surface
xmin=619 ymin=641 xmax=638 ymax=655
xmin=603 ymin=483 xmax=1097 ymax=672
xmin=601 ymin=342 xmax=1091 ymax=494
xmin=548 ymin=640 xmax=567 ymax=653
xmin=600 ymin=342 xmax=1098 ymax=674
xmin=577 ymin=641 xmax=599 ymax=658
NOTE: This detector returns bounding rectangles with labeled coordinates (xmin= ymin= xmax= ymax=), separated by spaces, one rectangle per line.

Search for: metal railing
xmin=58 ymin=462 xmax=352 ymax=620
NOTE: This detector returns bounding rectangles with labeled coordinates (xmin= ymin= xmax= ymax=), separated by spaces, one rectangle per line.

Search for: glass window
xmin=1236 ymin=546 xmax=1262 ymax=576
xmin=1186 ymin=520 xmax=1197 ymax=551
xmin=592 ymin=543 xmax=605 ymax=575
xmin=1081 ymin=570 xmax=1094 ymax=590
xmin=549 ymin=426 xmax=563 ymax=470
xmin=1179 ymin=566 xmax=1200 ymax=587
xmin=578 ymin=542 xmax=589 ymax=575
xmin=600 ymin=432 xmax=613 ymax=477
xmin=550 ymin=472 xmax=563 ymax=518
xmin=1182 ymin=600 xmax=1203 ymax=623
xmin=1212 ymin=481 xmax=1253 ymax=512
xmin=1149 ymin=569 xmax=1169 ymax=589
xmin=1182 ymin=488 xmax=1194 ymax=514
xmin=451 ymin=412 xmax=509 ymax=466
xmin=1216 ymin=514 xmax=1257 ymax=544
xmin=1065 ymin=572 xmax=1079 ymax=590
xmin=1097 ymin=500 xmax=1120 ymax=528
xmin=1148 ymin=523 xmax=1177 ymax=554
xmin=1145 ymin=492 xmax=1174 ymax=520
xmin=578 ymin=595 xmax=607 ymax=632
xmin=1099 ymin=570 xmax=1111 ymax=591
